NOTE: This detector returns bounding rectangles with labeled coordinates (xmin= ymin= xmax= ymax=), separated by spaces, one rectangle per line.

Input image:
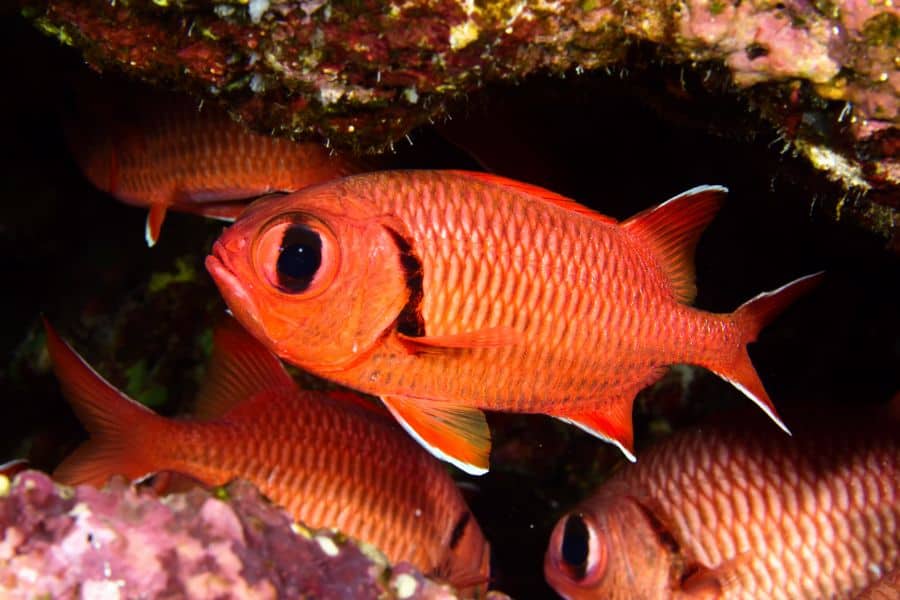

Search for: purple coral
xmin=0 ymin=471 xmax=495 ymax=599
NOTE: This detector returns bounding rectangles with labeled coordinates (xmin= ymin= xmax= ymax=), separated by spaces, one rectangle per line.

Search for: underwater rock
xmin=23 ymin=1 xmax=898 ymax=202
xmin=0 ymin=470 xmax=486 ymax=599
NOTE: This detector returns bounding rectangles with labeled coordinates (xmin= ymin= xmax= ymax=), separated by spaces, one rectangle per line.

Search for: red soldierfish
xmin=66 ymin=91 xmax=362 ymax=246
xmin=43 ymin=319 xmax=489 ymax=590
xmin=544 ymin=409 xmax=900 ymax=599
xmin=205 ymin=170 xmax=823 ymax=475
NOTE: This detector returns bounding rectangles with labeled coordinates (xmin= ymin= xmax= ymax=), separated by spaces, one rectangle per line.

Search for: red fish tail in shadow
xmin=705 ymin=272 xmax=825 ymax=433
xmin=43 ymin=318 xmax=167 ymax=487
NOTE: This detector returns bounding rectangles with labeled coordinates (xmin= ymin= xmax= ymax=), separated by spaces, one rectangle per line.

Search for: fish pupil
xmin=276 ymin=225 xmax=322 ymax=293
xmin=561 ymin=514 xmax=590 ymax=580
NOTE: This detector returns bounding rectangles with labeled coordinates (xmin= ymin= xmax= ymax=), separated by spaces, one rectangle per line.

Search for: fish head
xmin=206 ymin=186 xmax=410 ymax=372
xmin=544 ymin=488 xmax=677 ymax=599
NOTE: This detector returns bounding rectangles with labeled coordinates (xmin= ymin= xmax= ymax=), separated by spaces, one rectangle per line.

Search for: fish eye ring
xmin=253 ymin=212 xmax=340 ymax=298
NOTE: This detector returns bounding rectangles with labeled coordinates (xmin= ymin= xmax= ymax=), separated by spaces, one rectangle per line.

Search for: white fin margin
xmin=557 ymin=417 xmax=637 ymax=463
xmin=382 ymin=401 xmax=489 ymax=476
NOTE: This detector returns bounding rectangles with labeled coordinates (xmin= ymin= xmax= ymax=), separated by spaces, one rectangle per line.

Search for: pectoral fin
xmin=680 ymin=553 xmax=749 ymax=598
xmin=380 ymin=395 xmax=491 ymax=475
xmin=397 ymin=326 xmax=522 ymax=354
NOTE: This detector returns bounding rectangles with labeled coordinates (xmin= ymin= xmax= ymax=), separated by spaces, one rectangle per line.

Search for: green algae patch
xmin=862 ymin=13 xmax=899 ymax=46
xmin=148 ymin=257 xmax=197 ymax=294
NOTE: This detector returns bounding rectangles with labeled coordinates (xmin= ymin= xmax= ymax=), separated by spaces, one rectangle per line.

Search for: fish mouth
xmin=205 ymin=242 xmax=263 ymax=332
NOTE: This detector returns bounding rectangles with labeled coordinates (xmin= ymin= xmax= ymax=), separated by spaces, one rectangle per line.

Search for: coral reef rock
xmin=23 ymin=1 xmax=898 ymax=198
xmin=0 ymin=470 xmax=492 ymax=599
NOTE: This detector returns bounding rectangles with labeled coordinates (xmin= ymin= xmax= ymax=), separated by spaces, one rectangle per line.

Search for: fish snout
xmin=206 ymin=240 xmax=264 ymax=337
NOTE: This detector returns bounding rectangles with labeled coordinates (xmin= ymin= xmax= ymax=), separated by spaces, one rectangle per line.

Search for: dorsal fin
xmin=622 ymin=185 xmax=727 ymax=304
xmin=445 ymin=170 xmax=617 ymax=225
xmin=193 ymin=317 xmax=296 ymax=420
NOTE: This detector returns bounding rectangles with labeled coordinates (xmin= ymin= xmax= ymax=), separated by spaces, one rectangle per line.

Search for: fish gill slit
xmin=448 ymin=511 xmax=471 ymax=550
xmin=630 ymin=496 xmax=683 ymax=557
xmin=386 ymin=227 xmax=426 ymax=338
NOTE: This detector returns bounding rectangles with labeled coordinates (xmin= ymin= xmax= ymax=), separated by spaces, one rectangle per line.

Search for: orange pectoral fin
xmin=380 ymin=395 xmax=491 ymax=476
xmin=680 ymin=552 xmax=750 ymax=599
xmin=397 ymin=326 xmax=523 ymax=354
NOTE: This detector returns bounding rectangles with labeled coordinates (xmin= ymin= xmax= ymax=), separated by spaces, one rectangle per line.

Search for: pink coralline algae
xmin=0 ymin=471 xmax=493 ymax=599
xmin=20 ymin=0 xmax=900 ymax=239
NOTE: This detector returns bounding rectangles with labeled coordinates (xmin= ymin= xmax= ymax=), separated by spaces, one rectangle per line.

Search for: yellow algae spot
xmin=356 ymin=540 xmax=388 ymax=567
xmin=450 ymin=20 xmax=480 ymax=50
xmin=393 ymin=574 xmax=418 ymax=599
xmin=152 ymin=0 xmax=169 ymax=6
xmin=315 ymin=535 xmax=340 ymax=556
xmin=0 ymin=475 xmax=9 ymax=497
xmin=291 ymin=522 xmax=313 ymax=538
xmin=798 ymin=140 xmax=870 ymax=190
xmin=815 ymin=79 xmax=848 ymax=101
xmin=68 ymin=502 xmax=91 ymax=517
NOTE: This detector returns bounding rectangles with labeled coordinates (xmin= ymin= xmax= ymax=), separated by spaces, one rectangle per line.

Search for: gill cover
xmin=226 ymin=190 xmax=412 ymax=372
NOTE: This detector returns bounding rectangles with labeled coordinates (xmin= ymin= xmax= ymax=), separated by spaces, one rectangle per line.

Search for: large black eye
xmin=276 ymin=224 xmax=322 ymax=292
xmin=561 ymin=514 xmax=590 ymax=580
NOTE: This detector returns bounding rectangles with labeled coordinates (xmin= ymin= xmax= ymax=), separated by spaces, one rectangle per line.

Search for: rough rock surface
xmin=0 ymin=470 xmax=496 ymax=599
xmin=22 ymin=1 xmax=898 ymax=210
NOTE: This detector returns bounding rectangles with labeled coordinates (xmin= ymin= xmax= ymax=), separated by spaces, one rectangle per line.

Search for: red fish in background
xmin=43 ymin=318 xmax=490 ymax=591
xmin=544 ymin=407 xmax=900 ymax=599
xmin=65 ymin=86 xmax=363 ymax=246
xmin=205 ymin=170 xmax=823 ymax=475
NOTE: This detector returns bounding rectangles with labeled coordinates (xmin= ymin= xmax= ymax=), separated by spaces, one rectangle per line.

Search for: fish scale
xmin=641 ymin=428 xmax=897 ymax=598
xmin=545 ymin=416 xmax=899 ymax=599
xmin=207 ymin=170 xmax=823 ymax=474
xmin=66 ymin=90 xmax=361 ymax=245
xmin=44 ymin=320 xmax=489 ymax=591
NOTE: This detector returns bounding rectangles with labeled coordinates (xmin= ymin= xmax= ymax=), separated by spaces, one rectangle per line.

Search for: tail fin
xmin=709 ymin=272 xmax=825 ymax=433
xmin=43 ymin=318 xmax=165 ymax=487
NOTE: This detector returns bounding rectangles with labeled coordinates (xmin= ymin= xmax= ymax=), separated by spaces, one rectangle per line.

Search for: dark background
xmin=1 ymin=8 xmax=897 ymax=598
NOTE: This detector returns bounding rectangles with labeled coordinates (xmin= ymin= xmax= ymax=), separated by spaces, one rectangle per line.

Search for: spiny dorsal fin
xmin=623 ymin=186 xmax=727 ymax=304
xmin=446 ymin=171 xmax=617 ymax=225
xmin=193 ymin=317 xmax=296 ymax=420
xmin=380 ymin=395 xmax=491 ymax=476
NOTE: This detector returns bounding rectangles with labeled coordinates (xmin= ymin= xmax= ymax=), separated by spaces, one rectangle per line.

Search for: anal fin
xmin=380 ymin=395 xmax=491 ymax=476
xmin=556 ymin=396 xmax=639 ymax=462
xmin=145 ymin=203 xmax=168 ymax=247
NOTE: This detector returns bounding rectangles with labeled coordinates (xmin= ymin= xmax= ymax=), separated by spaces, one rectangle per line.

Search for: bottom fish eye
xmin=276 ymin=225 xmax=322 ymax=292
xmin=561 ymin=514 xmax=590 ymax=579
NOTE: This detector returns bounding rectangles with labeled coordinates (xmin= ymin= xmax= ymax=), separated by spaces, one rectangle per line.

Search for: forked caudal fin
xmin=709 ymin=272 xmax=825 ymax=433
xmin=42 ymin=318 xmax=166 ymax=487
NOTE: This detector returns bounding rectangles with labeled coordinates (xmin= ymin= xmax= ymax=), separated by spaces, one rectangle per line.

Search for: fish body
xmin=67 ymin=92 xmax=362 ymax=245
xmin=206 ymin=170 xmax=822 ymax=474
xmin=544 ymin=413 xmax=900 ymax=599
xmin=43 ymin=319 xmax=489 ymax=590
